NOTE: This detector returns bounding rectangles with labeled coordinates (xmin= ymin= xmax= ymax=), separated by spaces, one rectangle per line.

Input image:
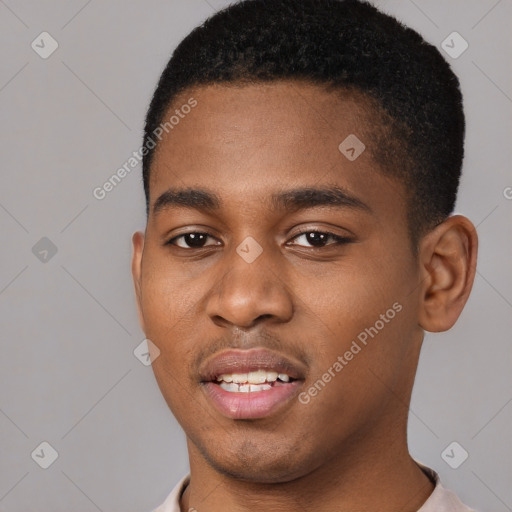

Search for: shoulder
xmin=415 ymin=461 xmax=478 ymax=512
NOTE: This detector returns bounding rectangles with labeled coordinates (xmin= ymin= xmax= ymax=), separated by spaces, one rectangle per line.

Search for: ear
xmin=417 ymin=215 xmax=478 ymax=332
xmin=131 ymin=230 xmax=146 ymax=334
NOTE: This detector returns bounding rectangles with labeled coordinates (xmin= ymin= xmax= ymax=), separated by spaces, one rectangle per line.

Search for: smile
xmin=216 ymin=370 xmax=293 ymax=392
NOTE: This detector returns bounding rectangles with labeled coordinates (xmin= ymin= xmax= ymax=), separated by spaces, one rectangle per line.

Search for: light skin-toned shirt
xmin=151 ymin=460 xmax=477 ymax=512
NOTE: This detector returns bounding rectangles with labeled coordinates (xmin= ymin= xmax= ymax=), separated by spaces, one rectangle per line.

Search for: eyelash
xmin=165 ymin=229 xmax=353 ymax=250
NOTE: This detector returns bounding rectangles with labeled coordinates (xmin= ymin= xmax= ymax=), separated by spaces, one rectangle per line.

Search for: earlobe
xmin=418 ymin=215 xmax=478 ymax=332
xmin=131 ymin=231 xmax=146 ymax=334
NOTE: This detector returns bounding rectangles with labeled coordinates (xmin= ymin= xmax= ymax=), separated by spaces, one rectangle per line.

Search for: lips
xmin=199 ymin=348 xmax=307 ymax=420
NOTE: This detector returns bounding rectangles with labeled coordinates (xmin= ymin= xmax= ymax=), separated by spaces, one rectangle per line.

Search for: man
xmin=131 ymin=0 xmax=479 ymax=510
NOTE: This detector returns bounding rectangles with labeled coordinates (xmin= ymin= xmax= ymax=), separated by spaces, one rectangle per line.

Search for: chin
xmin=209 ymin=458 xmax=306 ymax=484
xmin=198 ymin=436 xmax=312 ymax=483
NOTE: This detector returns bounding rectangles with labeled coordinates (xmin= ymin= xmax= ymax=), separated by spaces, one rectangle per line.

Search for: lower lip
xmin=201 ymin=381 xmax=303 ymax=419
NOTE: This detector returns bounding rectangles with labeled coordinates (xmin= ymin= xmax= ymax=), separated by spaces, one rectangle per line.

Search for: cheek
xmin=139 ymin=263 xmax=205 ymax=402
xmin=295 ymin=252 xmax=416 ymax=405
xmin=141 ymin=258 xmax=200 ymax=336
xmin=140 ymin=267 xmax=201 ymax=418
xmin=298 ymin=252 xmax=411 ymax=344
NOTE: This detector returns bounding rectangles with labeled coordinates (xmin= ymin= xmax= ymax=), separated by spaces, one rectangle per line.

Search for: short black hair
xmin=142 ymin=0 xmax=465 ymax=249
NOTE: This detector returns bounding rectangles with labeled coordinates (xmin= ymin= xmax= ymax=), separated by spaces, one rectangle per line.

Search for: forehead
xmin=152 ymin=81 xmax=372 ymax=168
xmin=149 ymin=81 xmax=406 ymax=221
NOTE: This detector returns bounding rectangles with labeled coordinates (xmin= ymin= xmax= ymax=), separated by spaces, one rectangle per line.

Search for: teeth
xmin=248 ymin=369 xmax=269 ymax=384
xmin=216 ymin=370 xmax=287 ymax=384
xmin=219 ymin=382 xmax=239 ymax=392
xmin=219 ymin=382 xmax=273 ymax=392
xmin=251 ymin=384 xmax=272 ymax=392
xmin=265 ymin=371 xmax=279 ymax=382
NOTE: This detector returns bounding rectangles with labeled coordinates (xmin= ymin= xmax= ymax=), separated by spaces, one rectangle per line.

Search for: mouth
xmin=214 ymin=369 xmax=296 ymax=392
xmin=199 ymin=348 xmax=306 ymax=420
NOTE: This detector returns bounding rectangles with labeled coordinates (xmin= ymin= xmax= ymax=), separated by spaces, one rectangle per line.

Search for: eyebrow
xmin=152 ymin=184 xmax=372 ymax=217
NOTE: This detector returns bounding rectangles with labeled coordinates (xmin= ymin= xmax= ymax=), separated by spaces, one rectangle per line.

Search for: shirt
xmin=151 ymin=460 xmax=477 ymax=512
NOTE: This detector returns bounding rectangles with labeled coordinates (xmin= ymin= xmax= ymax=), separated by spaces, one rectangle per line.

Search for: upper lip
xmin=199 ymin=348 xmax=307 ymax=382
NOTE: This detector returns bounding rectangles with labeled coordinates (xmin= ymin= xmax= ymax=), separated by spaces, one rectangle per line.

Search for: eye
xmin=165 ymin=229 xmax=353 ymax=251
xmin=165 ymin=232 xmax=220 ymax=249
xmin=288 ymin=229 xmax=353 ymax=249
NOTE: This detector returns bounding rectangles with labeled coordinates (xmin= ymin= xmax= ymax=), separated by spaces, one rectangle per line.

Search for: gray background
xmin=0 ymin=0 xmax=511 ymax=511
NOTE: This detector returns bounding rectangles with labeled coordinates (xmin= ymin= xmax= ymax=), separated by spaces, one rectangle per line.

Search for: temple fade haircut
xmin=142 ymin=0 xmax=465 ymax=251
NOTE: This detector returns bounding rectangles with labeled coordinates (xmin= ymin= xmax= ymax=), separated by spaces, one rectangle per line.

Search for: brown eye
xmin=289 ymin=230 xmax=352 ymax=248
xmin=166 ymin=232 xmax=219 ymax=249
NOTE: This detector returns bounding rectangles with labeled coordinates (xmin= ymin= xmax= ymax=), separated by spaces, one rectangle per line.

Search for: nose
xmin=205 ymin=242 xmax=294 ymax=329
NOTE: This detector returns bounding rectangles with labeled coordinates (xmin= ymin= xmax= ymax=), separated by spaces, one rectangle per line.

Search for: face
xmin=132 ymin=81 xmax=425 ymax=483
